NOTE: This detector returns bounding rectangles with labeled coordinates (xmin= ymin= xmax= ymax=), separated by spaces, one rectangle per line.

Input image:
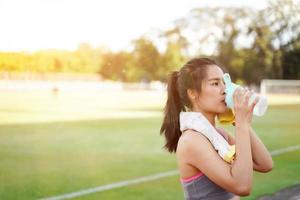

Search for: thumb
xmin=250 ymin=96 xmax=259 ymax=113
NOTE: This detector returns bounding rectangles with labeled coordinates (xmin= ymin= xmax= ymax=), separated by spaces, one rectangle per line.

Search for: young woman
xmin=160 ymin=58 xmax=273 ymax=200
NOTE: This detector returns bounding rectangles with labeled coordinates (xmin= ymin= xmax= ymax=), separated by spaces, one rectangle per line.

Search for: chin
xmin=210 ymin=109 xmax=226 ymax=115
xmin=216 ymin=105 xmax=228 ymax=114
xmin=208 ymin=102 xmax=227 ymax=114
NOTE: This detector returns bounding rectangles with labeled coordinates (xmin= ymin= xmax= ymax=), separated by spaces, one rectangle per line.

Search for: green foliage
xmin=99 ymin=51 xmax=132 ymax=81
xmin=159 ymin=42 xmax=185 ymax=81
xmin=132 ymin=38 xmax=162 ymax=81
xmin=0 ymin=44 xmax=103 ymax=75
xmin=282 ymin=48 xmax=300 ymax=79
xmin=0 ymin=0 xmax=299 ymax=83
xmin=174 ymin=0 xmax=300 ymax=84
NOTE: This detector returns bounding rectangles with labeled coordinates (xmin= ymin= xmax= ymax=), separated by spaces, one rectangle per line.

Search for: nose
xmin=221 ymin=81 xmax=226 ymax=94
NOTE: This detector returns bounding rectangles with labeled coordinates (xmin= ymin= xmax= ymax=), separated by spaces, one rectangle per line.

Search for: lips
xmin=221 ymin=98 xmax=226 ymax=104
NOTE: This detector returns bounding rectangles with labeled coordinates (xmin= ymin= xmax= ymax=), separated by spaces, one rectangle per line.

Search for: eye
xmin=211 ymin=82 xmax=219 ymax=86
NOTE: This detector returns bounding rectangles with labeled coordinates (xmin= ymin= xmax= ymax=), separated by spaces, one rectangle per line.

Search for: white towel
xmin=179 ymin=111 xmax=235 ymax=163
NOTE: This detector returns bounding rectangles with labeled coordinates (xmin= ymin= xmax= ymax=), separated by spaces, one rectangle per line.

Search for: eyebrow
xmin=207 ymin=78 xmax=222 ymax=81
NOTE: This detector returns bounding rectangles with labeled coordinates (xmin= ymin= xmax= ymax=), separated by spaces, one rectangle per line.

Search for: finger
xmin=237 ymin=87 xmax=248 ymax=104
xmin=250 ymin=96 xmax=260 ymax=111
xmin=252 ymin=96 xmax=260 ymax=106
xmin=234 ymin=87 xmax=244 ymax=103
xmin=233 ymin=87 xmax=241 ymax=101
xmin=245 ymin=90 xmax=254 ymax=106
xmin=241 ymin=87 xmax=248 ymax=93
xmin=233 ymin=87 xmax=241 ymax=96
xmin=241 ymin=87 xmax=249 ymax=98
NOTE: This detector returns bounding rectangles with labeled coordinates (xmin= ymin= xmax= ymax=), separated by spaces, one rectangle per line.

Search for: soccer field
xmin=0 ymin=90 xmax=299 ymax=200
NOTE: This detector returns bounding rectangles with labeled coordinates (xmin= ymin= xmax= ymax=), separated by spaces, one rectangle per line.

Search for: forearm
xmin=249 ymin=127 xmax=273 ymax=171
xmin=231 ymin=123 xmax=253 ymax=188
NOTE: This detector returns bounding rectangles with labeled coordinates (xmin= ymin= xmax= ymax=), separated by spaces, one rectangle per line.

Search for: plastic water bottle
xmin=223 ymin=73 xmax=268 ymax=116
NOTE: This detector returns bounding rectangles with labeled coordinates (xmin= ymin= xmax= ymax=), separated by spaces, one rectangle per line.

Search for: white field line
xmin=39 ymin=170 xmax=179 ymax=200
xmin=269 ymin=144 xmax=300 ymax=156
xmin=39 ymin=144 xmax=300 ymax=200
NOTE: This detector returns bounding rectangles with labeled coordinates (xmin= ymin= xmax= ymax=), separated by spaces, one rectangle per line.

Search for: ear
xmin=187 ymin=89 xmax=197 ymax=101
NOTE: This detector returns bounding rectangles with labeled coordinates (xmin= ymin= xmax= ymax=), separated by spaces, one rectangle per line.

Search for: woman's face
xmin=192 ymin=65 xmax=227 ymax=114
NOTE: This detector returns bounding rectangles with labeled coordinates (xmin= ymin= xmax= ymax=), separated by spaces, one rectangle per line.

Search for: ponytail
xmin=160 ymin=71 xmax=184 ymax=153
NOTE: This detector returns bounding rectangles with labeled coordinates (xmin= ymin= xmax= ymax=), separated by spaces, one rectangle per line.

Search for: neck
xmin=192 ymin=109 xmax=216 ymax=127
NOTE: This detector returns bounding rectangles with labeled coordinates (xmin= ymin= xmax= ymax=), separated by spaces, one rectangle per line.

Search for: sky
xmin=0 ymin=0 xmax=267 ymax=52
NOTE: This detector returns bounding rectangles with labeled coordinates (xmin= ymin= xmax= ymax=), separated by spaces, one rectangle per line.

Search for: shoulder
xmin=177 ymin=129 xmax=232 ymax=174
xmin=177 ymin=129 xmax=214 ymax=158
xmin=178 ymin=129 xmax=209 ymax=146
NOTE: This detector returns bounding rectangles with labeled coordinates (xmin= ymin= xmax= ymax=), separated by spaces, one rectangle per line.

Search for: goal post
xmin=260 ymin=79 xmax=300 ymax=95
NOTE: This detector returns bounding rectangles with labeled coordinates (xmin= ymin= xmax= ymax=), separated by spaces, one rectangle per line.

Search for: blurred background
xmin=0 ymin=0 xmax=300 ymax=199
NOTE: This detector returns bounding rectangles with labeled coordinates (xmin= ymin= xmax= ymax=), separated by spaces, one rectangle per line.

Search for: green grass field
xmin=0 ymin=90 xmax=299 ymax=200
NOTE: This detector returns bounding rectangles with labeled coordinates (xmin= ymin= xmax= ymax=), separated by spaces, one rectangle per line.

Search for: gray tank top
xmin=181 ymin=174 xmax=235 ymax=200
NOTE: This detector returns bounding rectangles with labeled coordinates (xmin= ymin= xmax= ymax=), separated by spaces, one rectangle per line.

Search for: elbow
xmin=254 ymin=155 xmax=274 ymax=173
xmin=235 ymin=185 xmax=252 ymax=196
xmin=260 ymin=165 xmax=273 ymax=173
xmin=232 ymin=179 xmax=253 ymax=196
xmin=259 ymin=159 xmax=274 ymax=173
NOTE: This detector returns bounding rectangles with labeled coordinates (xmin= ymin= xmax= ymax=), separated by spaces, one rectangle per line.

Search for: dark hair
xmin=160 ymin=57 xmax=219 ymax=153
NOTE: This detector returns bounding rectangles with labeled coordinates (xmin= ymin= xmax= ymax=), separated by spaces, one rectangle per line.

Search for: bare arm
xmin=249 ymin=127 xmax=273 ymax=172
xmin=230 ymin=123 xmax=253 ymax=193
xmin=185 ymin=125 xmax=253 ymax=196
xmin=219 ymin=127 xmax=273 ymax=173
xmin=183 ymin=124 xmax=254 ymax=196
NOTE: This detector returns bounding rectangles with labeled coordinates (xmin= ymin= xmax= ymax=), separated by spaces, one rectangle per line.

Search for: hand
xmin=233 ymin=87 xmax=259 ymax=126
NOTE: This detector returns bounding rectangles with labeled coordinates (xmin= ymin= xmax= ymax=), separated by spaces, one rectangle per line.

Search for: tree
xmin=99 ymin=51 xmax=132 ymax=81
xmin=132 ymin=38 xmax=162 ymax=81
xmin=280 ymin=30 xmax=300 ymax=80
xmin=159 ymin=42 xmax=185 ymax=82
xmin=167 ymin=6 xmax=254 ymax=82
